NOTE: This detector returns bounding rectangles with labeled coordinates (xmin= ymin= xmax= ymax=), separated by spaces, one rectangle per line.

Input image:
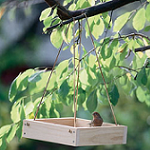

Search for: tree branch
xmin=135 ymin=45 xmax=150 ymax=52
xmin=44 ymin=0 xmax=141 ymax=32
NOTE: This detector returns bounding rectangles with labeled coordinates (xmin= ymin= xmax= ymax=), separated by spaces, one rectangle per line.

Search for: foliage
xmin=1 ymin=0 xmax=150 ymax=149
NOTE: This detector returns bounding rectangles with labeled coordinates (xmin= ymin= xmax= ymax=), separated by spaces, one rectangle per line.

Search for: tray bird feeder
xmin=23 ymin=17 xmax=127 ymax=146
xmin=23 ymin=118 xmax=127 ymax=146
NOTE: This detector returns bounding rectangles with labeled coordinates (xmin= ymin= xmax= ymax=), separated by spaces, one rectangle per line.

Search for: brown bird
xmin=90 ymin=112 xmax=103 ymax=127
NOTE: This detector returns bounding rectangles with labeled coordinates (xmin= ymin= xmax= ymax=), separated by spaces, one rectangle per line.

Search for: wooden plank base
xmin=23 ymin=118 xmax=127 ymax=146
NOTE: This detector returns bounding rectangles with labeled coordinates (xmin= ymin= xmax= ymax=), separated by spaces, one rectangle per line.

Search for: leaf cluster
xmin=1 ymin=0 xmax=150 ymax=149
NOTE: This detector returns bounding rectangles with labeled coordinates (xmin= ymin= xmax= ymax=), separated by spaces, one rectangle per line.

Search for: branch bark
xmin=135 ymin=45 xmax=150 ymax=52
xmin=44 ymin=0 xmax=140 ymax=20
xmin=44 ymin=0 xmax=141 ymax=32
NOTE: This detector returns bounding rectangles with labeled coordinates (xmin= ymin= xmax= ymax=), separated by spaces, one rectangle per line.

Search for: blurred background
xmin=0 ymin=0 xmax=150 ymax=150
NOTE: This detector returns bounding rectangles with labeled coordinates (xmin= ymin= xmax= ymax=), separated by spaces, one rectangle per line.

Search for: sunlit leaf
xmin=63 ymin=45 xmax=69 ymax=51
xmin=136 ymin=86 xmax=150 ymax=105
xmin=28 ymin=70 xmax=45 ymax=83
xmin=10 ymin=101 xmax=20 ymax=123
xmin=79 ymin=70 xmax=90 ymax=89
xmin=146 ymin=3 xmax=150 ymax=22
xmin=88 ymin=54 xmax=96 ymax=68
xmin=66 ymin=24 xmax=73 ymax=43
xmin=9 ymin=69 xmax=34 ymax=102
xmin=25 ymin=101 xmax=34 ymax=116
xmin=8 ymin=74 xmax=20 ymax=102
xmin=0 ymin=125 xmax=11 ymax=138
xmin=88 ymin=0 xmax=95 ymax=6
xmin=43 ymin=16 xmax=52 ymax=28
xmin=92 ymin=18 xmax=104 ymax=39
xmin=50 ymin=29 xmax=63 ymax=48
xmin=40 ymin=8 xmax=52 ymax=21
xmin=133 ymin=8 xmax=146 ymax=31
xmin=6 ymin=124 xmax=17 ymax=143
xmin=113 ymin=12 xmax=131 ymax=32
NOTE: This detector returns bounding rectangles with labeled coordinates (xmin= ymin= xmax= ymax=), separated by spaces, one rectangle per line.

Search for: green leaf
xmin=118 ymin=43 xmax=128 ymax=60
xmin=66 ymin=24 xmax=73 ymax=43
xmin=109 ymin=85 xmax=119 ymax=106
xmin=56 ymin=59 xmax=69 ymax=81
xmin=8 ymin=74 xmax=20 ymax=102
xmin=136 ymin=86 xmax=150 ymax=105
xmin=113 ymin=12 xmax=131 ymax=32
xmin=92 ymin=18 xmax=104 ymax=39
xmin=10 ymin=101 xmax=20 ymax=123
xmin=133 ymin=8 xmax=146 ymax=31
xmin=92 ymin=23 xmax=101 ymax=39
xmin=88 ymin=54 xmax=96 ymax=68
xmin=86 ymin=90 xmax=97 ymax=113
xmin=146 ymin=4 xmax=150 ymax=22
xmin=43 ymin=16 xmax=52 ymax=28
xmin=28 ymin=70 xmax=44 ymax=83
xmin=25 ymin=101 xmax=34 ymax=116
xmin=94 ymin=40 xmax=101 ymax=48
xmin=20 ymin=104 xmax=26 ymax=120
xmin=16 ymin=122 xmax=23 ymax=141
xmin=16 ymin=105 xmax=25 ymax=141
xmin=0 ymin=125 xmax=11 ymax=138
xmin=100 ymin=38 xmax=110 ymax=60
xmin=77 ymin=88 xmax=86 ymax=105
xmin=79 ymin=70 xmax=90 ymax=90
xmin=58 ymin=80 xmax=70 ymax=100
xmin=9 ymin=69 xmax=34 ymax=102
xmin=0 ymin=135 xmax=7 ymax=150
xmin=85 ymin=19 xmax=94 ymax=38
xmin=102 ymin=12 xmax=112 ymax=29
xmin=63 ymin=45 xmax=69 ymax=51
xmin=6 ymin=124 xmax=17 ymax=143
xmin=88 ymin=0 xmax=95 ymax=6
xmin=50 ymin=29 xmax=63 ymax=48
xmin=144 ymin=25 xmax=150 ymax=32
xmin=136 ymin=68 xmax=147 ymax=85
xmin=40 ymin=8 xmax=52 ymax=21
xmin=76 ymin=0 xmax=85 ymax=9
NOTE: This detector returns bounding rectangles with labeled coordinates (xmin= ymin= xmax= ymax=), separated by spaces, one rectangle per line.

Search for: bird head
xmin=92 ymin=112 xmax=101 ymax=118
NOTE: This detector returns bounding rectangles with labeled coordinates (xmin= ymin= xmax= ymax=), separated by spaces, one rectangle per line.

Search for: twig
xmin=117 ymin=66 xmax=138 ymax=73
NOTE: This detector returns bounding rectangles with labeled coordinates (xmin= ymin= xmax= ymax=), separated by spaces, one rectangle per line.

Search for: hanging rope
xmin=84 ymin=13 xmax=118 ymax=126
xmin=73 ymin=18 xmax=77 ymax=127
xmin=74 ymin=21 xmax=82 ymax=127
xmin=34 ymin=41 xmax=64 ymax=120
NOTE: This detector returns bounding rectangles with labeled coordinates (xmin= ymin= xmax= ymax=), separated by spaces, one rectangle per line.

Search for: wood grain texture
xmin=76 ymin=125 xmax=127 ymax=146
xmin=23 ymin=119 xmax=76 ymax=146
xmin=23 ymin=118 xmax=127 ymax=146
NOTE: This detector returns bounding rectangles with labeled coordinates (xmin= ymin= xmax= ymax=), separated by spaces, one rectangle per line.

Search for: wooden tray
xmin=23 ymin=117 xmax=127 ymax=146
